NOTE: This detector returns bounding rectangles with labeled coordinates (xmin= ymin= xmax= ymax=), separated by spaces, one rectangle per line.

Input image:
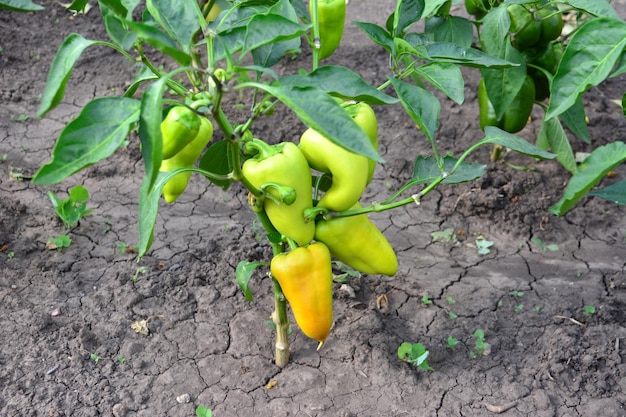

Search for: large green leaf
xmin=480 ymin=43 xmax=526 ymax=120
xmin=138 ymin=77 xmax=168 ymax=190
xmin=0 ymin=0 xmax=44 ymax=11
xmin=241 ymin=83 xmax=381 ymax=161
xmin=483 ymin=126 xmax=556 ymax=160
xmin=279 ymin=66 xmax=399 ymax=105
xmin=198 ymin=140 xmax=233 ymax=190
xmin=589 ymin=179 xmax=626 ymax=205
xmin=392 ymin=0 xmax=425 ymax=36
xmin=550 ymin=141 xmax=626 ymax=215
xmin=146 ymin=0 xmax=200 ymax=53
xmin=424 ymin=15 xmax=473 ymax=48
xmin=412 ymin=155 xmax=486 ymax=185
xmin=415 ymin=62 xmax=464 ymax=105
xmin=565 ymin=0 xmax=620 ymax=18
xmin=546 ymin=17 xmax=626 ymax=120
xmin=390 ymin=77 xmax=440 ymax=142
xmin=537 ymin=117 xmax=576 ymax=173
xmin=558 ymin=98 xmax=590 ymax=144
xmin=479 ymin=6 xmax=510 ymax=57
xmin=32 ymin=97 xmax=140 ymax=185
xmin=242 ymin=13 xmax=309 ymax=53
xmin=127 ymin=21 xmax=192 ymax=65
xmin=38 ymin=34 xmax=98 ymax=118
xmin=426 ymin=42 xmax=517 ymax=69
xmin=353 ymin=21 xmax=395 ymax=56
xmin=138 ymin=171 xmax=166 ymax=258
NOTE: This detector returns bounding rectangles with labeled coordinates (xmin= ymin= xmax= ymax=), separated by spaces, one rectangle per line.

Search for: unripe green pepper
xmin=345 ymin=102 xmax=378 ymax=185
xmin=525 ymin=42 xmax=562 ymax=101
xmin=242 ymin=140 xmax=315 ymax=247
xmin=161 ymin=106 xmax=201 ymax=159
xmin=160 ymin=117 xmax=213 ymax=203
xmin=478 ymin=76 xmax=536 ymax=133
xmin=508 ymin=4 xmax=541 ymax=50
xmin=465 ymin=0 xmax=501 ymax=19
xmin=311 ymin=0 xmax=346 ymax=60
xmin=536 ymin=6 xmax=563 ymax=45
xmin=270 ymin=242 xmax=333 ymax=349
xmin=314 ymin=202 xmax=398 ymax=276
xmin=299 ymin=128 xmax=369 ymax=212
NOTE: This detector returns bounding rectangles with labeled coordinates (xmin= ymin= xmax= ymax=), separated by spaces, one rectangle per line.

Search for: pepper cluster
xmin=242 ymin=102 xmax=398 ymax=348
xmin=470 ymin=2 xmax=563 ymax=133
xmin=159 ymin=106 xmax=214 ymax=203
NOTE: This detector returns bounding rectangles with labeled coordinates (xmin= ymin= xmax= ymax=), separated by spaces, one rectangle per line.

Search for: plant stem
xmin=253 ymin=208 xmax=290 ymax=368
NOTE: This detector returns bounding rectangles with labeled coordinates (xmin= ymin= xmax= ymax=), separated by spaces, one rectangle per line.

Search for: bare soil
xmin=2 ymin=2 xmax=626 ymax=416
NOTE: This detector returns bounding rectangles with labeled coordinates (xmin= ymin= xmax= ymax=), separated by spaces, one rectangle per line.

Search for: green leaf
xmin=0 ymin=0 xmax=44 ymax=11
xmin=415 ymin=62 xmax=464 ymax=105
xmin=480 ymin=43 xmax=526 ymax=119
xmin=69 ymin=184 xmax=89 ymax=203
xmin=479 ymin=6 xmax=510 ymax=57
xmin=397 ymin=342 xmax=413 ymax=360
xmin=565 ymin=0 xmax=620 ymax=19
xmin=199 ymin=140 xmax=233 ymax=190
xmin=242 ymin=14 xmax=309 ymax=53
xmin=546 ymin=17 xmax=626 ymax=120
xmin=99 ymin=0 xmax=130 ymax=17
xmin=392 ymin=0 xmax=425 ymax=36
xmin=589 ymin=179 xmax=626 ymax=205
xmin=124 ymin=66 xmax=159 ymax=98
xmin=558 ymin=98 xmax=590 ymax=144
xmin=101 ymin=5 xmax=138 ymax=50
xmin=426 ymin=42 xmax=518 ymax=69
xmin=550 ymin=141 xmax=626 ymax=215
xmin=146 ymin=0 xmax=200 ymax=53
xmin=412 ymin=155 xmax=486 ymax=185
xmin=425 ymin=15 xmax=474 ymax=48
xmin=138 ymin=172 xmax=168 ymax=258
xmin=128 ymin=21 xmax=192 ymax=66
xmin=138 ymin=78 xmax=167 ymax=190
xmin=483 ymin=126 xmax=556 ymax=160
xmin=32 ymin=97 xmax=140 ymax=185
xmin=537 ymin=117 xmax=576 ymax=172
xmin=279 ymin=65 xmax=399 ymax=105
xmin=390 ymin=77 xmax=440 ymax=141
xmin=236 ymin=261 xmax=263 ymax=301
xmin=38 ymin=34 xmax=98 ymax=118
xmin=353 ymin=21 xmax=395 ymax=56
xmin=243 ymin=83 xmax=381 ymax=161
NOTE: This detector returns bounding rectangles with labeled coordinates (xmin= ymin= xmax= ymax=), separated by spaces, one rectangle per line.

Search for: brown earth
xmin=1 ymin=1 xmax=626 ymax=416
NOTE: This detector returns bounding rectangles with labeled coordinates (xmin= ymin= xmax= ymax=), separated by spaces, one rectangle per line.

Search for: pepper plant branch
xmin=310 ymin=0 xmax=320 ymax=70
xmin=134 ymin=43 xmax=189 ymax=98
xmin=252 ymin=204 xmax=290 ymax=368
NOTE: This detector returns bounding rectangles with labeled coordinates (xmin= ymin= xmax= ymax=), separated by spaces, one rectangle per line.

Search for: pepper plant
xmin=459 ymin=0 xmax=626 ymax=211
xmin=33 ymin=0 xmax=558 ymax=367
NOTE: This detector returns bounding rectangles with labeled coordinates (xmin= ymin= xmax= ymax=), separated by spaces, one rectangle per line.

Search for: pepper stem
xmin=243 ymin=138 xmax=283 ymax=160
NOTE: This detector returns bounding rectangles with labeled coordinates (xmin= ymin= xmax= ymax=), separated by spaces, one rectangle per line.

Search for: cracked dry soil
xmin=2 ymin=2 xmax=626 ymax=416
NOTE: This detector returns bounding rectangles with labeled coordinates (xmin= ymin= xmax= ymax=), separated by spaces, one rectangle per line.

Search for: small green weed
xmin=398 ymin=342 xmax=433 ymax=371
xmin=48 ymin=234 xmax=72 ymax=251
xmin=448 ymin=311 xmax=458 ymax=320
xmin=196 ymin=405 xmax=213 ymax=417
xmin=475 ymin=236 xmax=494 ymax=255
xmin=132 ymin=266 xmax=151 ymax=283
xmin=421 ymin=295 xmax=433 ymax=305
xmin=472 ymin=329 xmax=490 ymax=358
xmin=431 ymin=227 xmax=456 ymax=243
xmin=445 ymin=296 xmax=456 ymax=305
xmin=583 ymin=305 xmax=596 ymax=316
xmin=446 ymin=336 xmax=460 ymax=349
xmin=48 ymin=185 xmax=93 ymax=228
